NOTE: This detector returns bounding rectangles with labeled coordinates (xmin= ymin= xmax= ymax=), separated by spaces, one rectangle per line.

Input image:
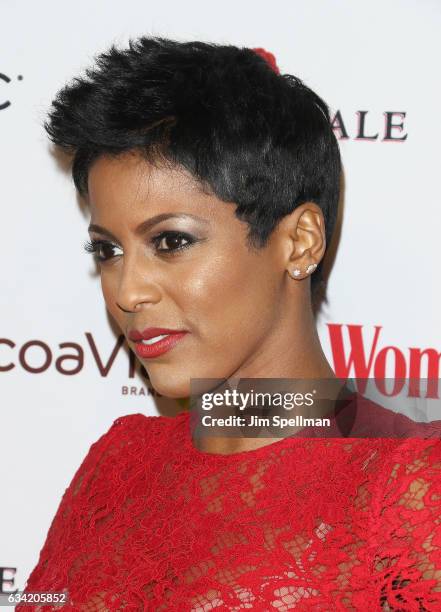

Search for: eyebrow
xmin=88 ymin=212 xmax=208 ymax=240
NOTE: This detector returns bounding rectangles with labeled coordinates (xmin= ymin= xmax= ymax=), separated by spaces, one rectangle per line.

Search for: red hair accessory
xmin=252 ymin=47 xmax=280 ymax=74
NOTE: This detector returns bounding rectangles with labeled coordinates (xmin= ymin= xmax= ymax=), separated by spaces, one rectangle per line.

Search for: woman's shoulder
xmin=18 ymin=411 xmax=190 ymax=601
xmin=65 ymin=411 xmax=188 ymax=501
xmin=359 ymin=436 xmax=441 ymax=607
xmin=332 ymin=390 xmax=441 ymax=438
xmin=111 ymin=409 xmax=187 ymax=432
xmin=376 ymin=435 xmax=441 ymax=485
xmin=95 ymin=409 xmax=188 ymax=451
xmin=108 ymin=410 xmax=189 ymax=449
xmin=71 ymin=407 xmax=189 ymax=497
xmin=368 ymin=435 xmax=441 ymax=527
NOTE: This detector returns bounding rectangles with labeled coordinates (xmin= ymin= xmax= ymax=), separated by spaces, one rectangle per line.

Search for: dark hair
xmin=44 ymin=36 xmax=341 ymax=293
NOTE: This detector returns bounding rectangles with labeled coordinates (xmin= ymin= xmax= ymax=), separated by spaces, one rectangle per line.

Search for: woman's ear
xmin=280 ymin=202 xmax=326 ymax=280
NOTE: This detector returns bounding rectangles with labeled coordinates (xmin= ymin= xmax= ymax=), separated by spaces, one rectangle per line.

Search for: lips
xmin=128 ymin=327 xmax=189 ymax=359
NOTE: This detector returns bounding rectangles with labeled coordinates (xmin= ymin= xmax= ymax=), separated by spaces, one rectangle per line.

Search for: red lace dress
xmin=18 ymin=394 xmax=441 ymax=611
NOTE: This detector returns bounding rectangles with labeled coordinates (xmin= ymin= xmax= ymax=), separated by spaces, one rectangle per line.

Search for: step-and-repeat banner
xmin=1 ymin=0 xmax=439 ymax=596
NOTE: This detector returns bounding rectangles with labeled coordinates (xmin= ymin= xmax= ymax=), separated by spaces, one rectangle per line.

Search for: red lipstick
xmin=128 ymin=327 xmax=188 ymax=359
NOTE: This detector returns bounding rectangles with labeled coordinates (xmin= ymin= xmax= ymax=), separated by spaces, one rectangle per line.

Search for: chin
xmin=145 ymin=363 xmax=234 ymax=400
xmin=146 ymin=371 xmax=192 ymax=400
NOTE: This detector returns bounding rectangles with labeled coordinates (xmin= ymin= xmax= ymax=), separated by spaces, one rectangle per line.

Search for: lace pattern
xmin=17 ymin=406 xmax=441 ymax=611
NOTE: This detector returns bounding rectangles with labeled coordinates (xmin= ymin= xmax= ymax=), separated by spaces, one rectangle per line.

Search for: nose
xmin=115 ymin=254 xmax=162 ymax=313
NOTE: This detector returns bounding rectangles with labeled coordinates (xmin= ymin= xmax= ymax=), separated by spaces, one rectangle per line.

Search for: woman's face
xmin=87 ymin=151 xmax=288 ymax=398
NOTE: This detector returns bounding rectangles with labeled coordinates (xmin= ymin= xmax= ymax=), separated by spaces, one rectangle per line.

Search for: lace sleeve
xmin=16 ymin=416 xmax=129 ymax=611
xmin=357 ymin=439 xmax=441 ymax=610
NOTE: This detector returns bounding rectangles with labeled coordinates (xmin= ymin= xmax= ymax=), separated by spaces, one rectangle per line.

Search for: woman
xmin=18 ymin=37 xmax=441 ymax=610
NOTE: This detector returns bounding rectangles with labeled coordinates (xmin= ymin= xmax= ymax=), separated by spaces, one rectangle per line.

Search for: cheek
xmin=170 ymin=252 xmax=277 ymax=347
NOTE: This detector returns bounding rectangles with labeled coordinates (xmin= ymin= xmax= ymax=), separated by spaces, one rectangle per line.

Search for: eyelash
xmin=83 ymin=231 xmax=197 ymax=263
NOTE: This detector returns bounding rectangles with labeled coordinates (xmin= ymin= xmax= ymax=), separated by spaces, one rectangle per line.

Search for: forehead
xmin=88 ymin=152 xmax=209 ymax=213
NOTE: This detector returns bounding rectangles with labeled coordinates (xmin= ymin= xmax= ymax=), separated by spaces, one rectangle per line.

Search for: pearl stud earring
xmin=290 ymin=263 xmax=317 ymax=279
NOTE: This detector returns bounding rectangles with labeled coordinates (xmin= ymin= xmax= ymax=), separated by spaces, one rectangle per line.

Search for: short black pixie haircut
xmin=45 ymin=36 xmax=341 ymax=295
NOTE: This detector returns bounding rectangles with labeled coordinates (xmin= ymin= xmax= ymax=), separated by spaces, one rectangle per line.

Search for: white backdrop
xmin=1 ymin=0 xmax=440 ymax=595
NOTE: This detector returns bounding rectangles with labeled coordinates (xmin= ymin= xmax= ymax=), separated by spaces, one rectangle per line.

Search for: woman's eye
xmin=152 ymin=231 xmax=195 ymax=253
xmin=83 ymin=231 xmax=196 ymax=263
xmin=83 ymin=239 xmax=122 ymax=263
